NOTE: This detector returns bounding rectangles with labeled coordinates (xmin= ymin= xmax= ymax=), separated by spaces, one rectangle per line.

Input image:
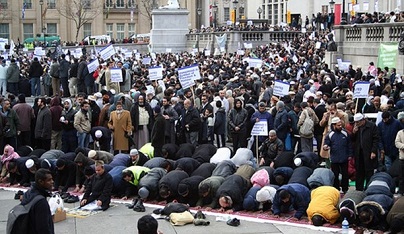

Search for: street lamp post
xmin=285 ymin=0 xmax=288 ymax=23
xmin=257 ymin=6 xmax=262 ymax=19
xmin=232 ymin=0 xmax=238 ymax=26
xmin=213 ymin=2 xmax=218 ymax=28
xmin=329 ymin=0 xmax=335 ymax=28
xmin=39 ymin=0 xmax=45 ymax=47
xmin=197 ymin=7 xmax=202 ymax=30
xmin=341 ymin=0 xmax=347 ymax=24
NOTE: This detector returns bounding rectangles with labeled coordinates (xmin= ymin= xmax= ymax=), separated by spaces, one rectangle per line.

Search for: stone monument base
xmin=151 ymin=9 xmax=189 ymax=53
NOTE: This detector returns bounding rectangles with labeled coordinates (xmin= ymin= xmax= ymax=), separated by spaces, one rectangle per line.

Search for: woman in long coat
xmin=108 ymin=101 xmax=132 ymax=154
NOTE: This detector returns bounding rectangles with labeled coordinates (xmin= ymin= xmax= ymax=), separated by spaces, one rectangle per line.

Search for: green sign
xmin=377 ymin=42 xmax=398 ymax=68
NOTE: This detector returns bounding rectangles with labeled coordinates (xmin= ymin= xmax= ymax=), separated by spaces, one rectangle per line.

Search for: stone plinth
xmin=151 ymin=9 xmax=189 ymax=53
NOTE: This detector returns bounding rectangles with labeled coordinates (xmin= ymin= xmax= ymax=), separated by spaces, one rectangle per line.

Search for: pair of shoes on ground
xmin=64 ymin=194 xmax=79 ymax=203
xmin=193 ymin=218 xmax=210 ymax=226
xmin=227 ymin=218 xmax=240 ymax=227
xmin=14 ymin=190 xmax=24 ymax=200
xmin=127 ymin=198 xmax=145 ymax=212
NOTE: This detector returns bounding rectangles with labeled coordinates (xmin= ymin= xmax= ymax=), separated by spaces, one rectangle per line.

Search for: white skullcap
xmin=331 ymin=117 xmax=341 ymax=124
xmin=95 ymin=130 xmax=103 ymax=138
xmin=130 ymin=149 xmax=138 ymax=155
xmin=294 ymin=158 xmax=302 ymax=167
xmin=88 ymin=150 xmax=97 ymax=159
xmin=353 ymin=113 xmax=364 ymax=122
xmin=256 ymin=186 xmax=277 ymax=203
xmin=25 ymin=159 xmax=34 ymax=169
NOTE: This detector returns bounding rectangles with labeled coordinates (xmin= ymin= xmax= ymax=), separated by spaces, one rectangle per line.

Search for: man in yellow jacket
xmin=306 ymin=186 xmax=340 ymax=226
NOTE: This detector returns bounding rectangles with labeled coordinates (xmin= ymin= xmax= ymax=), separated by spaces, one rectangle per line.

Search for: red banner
xmin=334 ymin=3 xmax=341 ymax=25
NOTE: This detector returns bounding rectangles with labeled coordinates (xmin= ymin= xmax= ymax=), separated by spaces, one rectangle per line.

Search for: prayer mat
xmin=66 ymin=204 xmax=116 ymax=218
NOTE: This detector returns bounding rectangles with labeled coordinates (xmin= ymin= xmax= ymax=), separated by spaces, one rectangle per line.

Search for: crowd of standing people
xmin=1 ymin=29 xmax=404 ymax=234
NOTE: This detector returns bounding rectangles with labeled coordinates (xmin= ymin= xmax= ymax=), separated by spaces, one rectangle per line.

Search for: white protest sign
xmin=148 ymin=66 xmax=163 ymax=80
xmin=75 ymin=48 xmax=83 ymax=57
xmin=23 ymin=48 xmax=28 ymax=52
xmin=340 ymin=61 xmax=351 ymax=71
xmin=142 ymin=57 xmax=151 ymax=65
xmin=190 ymin=64 xmax=201 ymax=81
xmin=151 ymin=53 xmax=156 ymax=60
xmin=87 ymin=59 xmax=99 ymax=73
xmin=292 ymin=55 xmax=298 ymax=63
xmin=178 ymin=65 xmax=199 ymax=89
xmin=273 ymin=80 xmax=290 ymax=97
xmin=315 ymin=42 xmax=321 ymax=49
xmin=166 ymin=48 xmax=172 ymax=53
xmin=146 ymin=85 xmax=155 ymax=95
xmin=204 ymin=50 xmax=211 ymax=56
xmin=248 ymin=58 xmax=262 ymax=68
xmin=244 ymin=43 xmax=253 ymax=49
xmin=237 ymin=49 xmax=245 ymax=55
xmin=124 ymin=52 xmax=132 ymax=58
xmin=353 ymin=81 xmax=370 ymax=99
xmin=34 ymin=47 xmax=45 ymax=56
xmin=99 ymin=44 xmax=115 ymax=60
xmin=110 ymin=68 xmax=123 ymax=82
xmin=251 ymin=120 xmax=268 ymax=136
xmin=135 ymin=53 xmax=141 ymax=60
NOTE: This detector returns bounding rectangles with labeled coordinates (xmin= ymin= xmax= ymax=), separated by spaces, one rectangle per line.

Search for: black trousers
xmin=231 ymin=130 xmax=246 ymax=152
xmin=36 ymin=138 xmax=51 ymax=151
xmin=18 ymin=131 xmax=31 ymax=147
xmin=399 ymin=159 xmax=404 ymax=194
xmin=355 ymin=154 xmax=374 ymax=191
xmin=331 ymin=162 xmax=349 ymax=192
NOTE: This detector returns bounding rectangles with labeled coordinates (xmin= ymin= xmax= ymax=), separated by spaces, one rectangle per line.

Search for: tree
xmin=57 ymin=0 xmax=103 ymax=42
xmin=139 ymin=0 xmax=158 ymax=29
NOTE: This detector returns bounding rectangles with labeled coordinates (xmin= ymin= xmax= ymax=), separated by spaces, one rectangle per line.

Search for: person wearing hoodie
xmin=61 ymin=99 xmax=77 ymax=153
xmin=20 ymin=168 xmax=54 ymax=234
xmin=50 ymin=97 xmax=63 ymax=150
xmin=12 ymin=94 xmax=34 ymax=146
xmin=0 ymin=144 xmax=20 ymax=181
xmin=229 ymin=99 xmax=248 ymax=152
xmin=35 ymin=98 xmax=52 ymax=150
xmin=28 ymin=57 xmax=44 ymax=96
xmin=6 ymin=59 xmax=19 ymax=95
xmin=0 ymin=59 xmax=8 ymax=96
xmin=73 ymin=152 xmax=95 ymax=193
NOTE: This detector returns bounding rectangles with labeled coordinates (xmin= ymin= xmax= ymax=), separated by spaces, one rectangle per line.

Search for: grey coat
xmin=6 ymin=63 xmax=19 ymax=83
xmin=35 ymin=106 xmax=52 ymax=139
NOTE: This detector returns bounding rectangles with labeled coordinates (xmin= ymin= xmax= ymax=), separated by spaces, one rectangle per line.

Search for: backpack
xmin=7 ymin=195 xmax=45 ymax=234
xmin=300 ymin=110 xmax=314 ymax=136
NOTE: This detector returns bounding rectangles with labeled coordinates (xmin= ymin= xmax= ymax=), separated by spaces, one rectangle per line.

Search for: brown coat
xmin=108 ymin=110 xmax=132 ymax=151
xmin=319 ymin=110 xmax=348 ymax=158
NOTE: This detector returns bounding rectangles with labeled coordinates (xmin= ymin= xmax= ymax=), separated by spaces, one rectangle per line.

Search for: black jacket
xmin=159 ymin=170 xmax=189 ymax=201
xmin=28 ymin=61 xmax=44 ymax=78
xmin=192 ymin=144 xmax=217 ymax=163
xmin=352 ymin=120 xmax=379 ymax=171
xmin=21 ymin=183 xmax=54 ymax=234
xmin=191 ymin=162 xmax=216 ymax=178
xmin=54 ymin=160 xmax=76 ymax=192
xmin=175 ymin=143 xmax=195 ymax=159
xmin=216 ymin=174 xmax=250 ymax=211
xmin=151 ymin=113 xmax=166 ymax=148
xmin=178 ymin=176 xmax=205 ymax=207
xmin=288 ymin=166 xmax=313 ymax=188
xmin=182 ymin=107 xmax=200 ymax=132
xmin=130 ymin=102 xmax=154 ymax=132
xmin=174 ymin=157 xmax=201 ymax=176
xmin=83 ymin=171 xmax=113 ymax=210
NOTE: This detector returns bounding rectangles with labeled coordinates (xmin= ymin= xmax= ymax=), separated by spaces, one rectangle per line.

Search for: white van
xmin=83 ymin=35 xmax=111 ymax=45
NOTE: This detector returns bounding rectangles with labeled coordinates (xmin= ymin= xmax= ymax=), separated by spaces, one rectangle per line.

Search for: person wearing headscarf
xmin=130 ymin=94 xmax=153 ymax=149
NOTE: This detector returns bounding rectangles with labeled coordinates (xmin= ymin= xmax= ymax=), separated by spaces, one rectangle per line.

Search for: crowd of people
xmin=1 ymin=28 xmax=404 ymax=234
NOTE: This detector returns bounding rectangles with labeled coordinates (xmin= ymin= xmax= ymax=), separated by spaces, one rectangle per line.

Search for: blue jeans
xmin=77 ymin=132 xmax=89 ymax=148
xmin=30 ymin=77 xmax=41 ymax=96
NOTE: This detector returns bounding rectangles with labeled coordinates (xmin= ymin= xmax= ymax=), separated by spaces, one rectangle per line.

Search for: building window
xmin=128 ymin=0 xmax=136 ymax=8
xmin=116 ymin=23 xmax=124 ymax=40
xmin=46 ymin=23 xmax=57 ymax=36
xmin=83 ymin=23 xmax=91 ymax=38
xmin=47 ymin=0 xmax=56 ymax=9
xmin=0 ymin=0 xmax=8 ymax=9
xmin=0 ymin=23 xmax=9 ymax=39
xmin=105 ymin=0 xmax=112 ymax=8
xmin=23 ymin=23 xmax=33 ymax=39
xmin=116 ymin=0 xmax=124 ymax=8
xmin=24 ymin=0 xmax=32 ymax=9
xmin=106 ymin=23 xmax=113 ymax=38
xmin=128 ymin=23 xmax=135 ymax=37
xmin=224 ymin=7 xmax=230 ymax=21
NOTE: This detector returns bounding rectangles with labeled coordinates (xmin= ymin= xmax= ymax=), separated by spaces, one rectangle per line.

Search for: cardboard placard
xmin=251 ymin=120 xmax=268 ymax=136
xmin=273 ymin=80 xmax=290 ymax=97
xmin=110 ymin=68 xmax=123 ymax=82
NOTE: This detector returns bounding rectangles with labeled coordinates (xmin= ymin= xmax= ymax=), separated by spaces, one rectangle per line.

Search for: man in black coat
xmin=313 ymin=99 xmax=326 ymax=156
xmin=352 ymin=113 xmax=380 ymax=191
xmin=20 ymin=169 xmax=54 ymax=234
xmin=182 ymin=99 xmax=200 ymax=146
xmin=216 ymin=174 xmax=250 ymax=212
xmin=80 ymin=161 xmax=113 ymax=211
xmin=59 ymin=54 xmax=70 ymax=97
xmin=158 ymin=170 xmax=189 ymax=202
xmin=177 ymin=175 xmax=205 ymax=207
xmin=175 ymin=143 xmax=195 ymax=159
xmin=174 ymin=157 xmax=201 ymax=176
xmin=54 ymin=159 xmax=76 ymax=192
xmin=151 ymin=106 xmax=166 ymax=157
xmin=192 ymin=144 xmax=217 ymax=163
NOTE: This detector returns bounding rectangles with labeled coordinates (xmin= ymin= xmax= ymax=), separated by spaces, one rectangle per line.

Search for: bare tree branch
xmin=57 ymin=0 xmax=103 ymax=42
